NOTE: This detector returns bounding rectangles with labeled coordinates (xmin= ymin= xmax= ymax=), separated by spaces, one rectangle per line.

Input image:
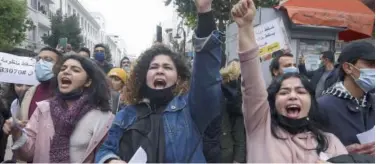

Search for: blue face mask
xmin=35 ymin=59 xmax=54 ymax=82
xmin=354 ymin=68 xmax=375 ymax=93
xmin=282 ymin=66 xmax=299 ymax=74
xmin=94 ymin=52 xmax=105 ymax=62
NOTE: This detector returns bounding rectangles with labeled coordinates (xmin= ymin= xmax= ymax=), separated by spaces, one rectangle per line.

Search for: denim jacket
xmin=95 ymin=31 xmax=222 ymax=163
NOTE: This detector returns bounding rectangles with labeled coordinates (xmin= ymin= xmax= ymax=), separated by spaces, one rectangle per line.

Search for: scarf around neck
xmin=49 ymin=94 xmax=93 ymax=163
xmin=322 ymin=82 xmax=368 ymax=107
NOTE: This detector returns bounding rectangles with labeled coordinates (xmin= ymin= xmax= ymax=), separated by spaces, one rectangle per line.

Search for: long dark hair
xmin=125 ymin=45 xmax=191 ymax=105
xmin=267 ymin=73 xmax=329 ymax=154
xmin=52 ymin=55 xmax=111 ymax=111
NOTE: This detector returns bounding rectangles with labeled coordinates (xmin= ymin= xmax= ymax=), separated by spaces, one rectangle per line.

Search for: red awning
xmin=278 ymin=0 xmax=375 ymax=42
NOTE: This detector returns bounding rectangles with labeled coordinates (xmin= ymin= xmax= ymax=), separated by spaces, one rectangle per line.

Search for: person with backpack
xmin=95 ymin=0 xmax=222 ymax=163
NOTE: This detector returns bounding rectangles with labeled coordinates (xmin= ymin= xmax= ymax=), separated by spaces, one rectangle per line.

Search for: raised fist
xmin=231 ymin=0 xmax=256 ymax=28
xmin=195 ymin=0 xmax=213 ymax=13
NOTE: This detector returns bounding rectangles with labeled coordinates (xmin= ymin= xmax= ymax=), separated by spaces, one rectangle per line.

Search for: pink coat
xmin=239 ymin=47 xmax=348 ymax=163
xmin=12 ymin=101 xmax=114 ymax=163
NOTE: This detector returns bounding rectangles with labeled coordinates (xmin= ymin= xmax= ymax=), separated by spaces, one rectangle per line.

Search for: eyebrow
xmin=280 ymin=86 xmax=305 ymax=90
xmin=62 ymin=65 xmax=82 ymax=71
xmin=71 ymin=65 xmax=82 ymax=70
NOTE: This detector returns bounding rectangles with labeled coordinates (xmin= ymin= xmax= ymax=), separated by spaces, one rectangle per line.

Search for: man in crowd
xmin=318 ymin=41 xmax=375 ymax=155
xmin=93 ymin=44 xmax=113 ymax=73
xmin=299 ymin=51 xmax=335 ymax=98
xmin=16 ymin=47 xmax=62 ymax=121
xmin=269 ymin=50 xmax=298 ymax=77
xmin=120 ymin=56 xmax=131 ymax=72
xmin=78 ymin=47 xmax=91 ymax=58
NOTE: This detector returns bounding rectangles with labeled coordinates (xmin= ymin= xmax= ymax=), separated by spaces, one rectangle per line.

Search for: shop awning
xmin=278 ymin=0 xmax=375 ymax=42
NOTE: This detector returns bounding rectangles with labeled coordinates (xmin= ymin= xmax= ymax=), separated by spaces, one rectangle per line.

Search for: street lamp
xmin=174 ymin=25 xmax=186 ymax=55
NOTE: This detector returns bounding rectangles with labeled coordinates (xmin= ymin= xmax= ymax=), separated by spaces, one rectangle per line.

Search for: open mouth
xmin=285 ymin=104 xmax=301 ymax=119
xmin=153 ymin=79 xmax=166 ymax=89
xmin=60 ymin=77 xmax=72 ymax=87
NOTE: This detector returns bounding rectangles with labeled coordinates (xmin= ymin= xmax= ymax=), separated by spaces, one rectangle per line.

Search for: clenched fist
xmin=195 ymin=0 xmax=213 ymax=13
xmin=231 ymin=0 xmax=256 ymax=28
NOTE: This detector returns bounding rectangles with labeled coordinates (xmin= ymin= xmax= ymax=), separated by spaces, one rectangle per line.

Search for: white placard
xmin=304 ymin=54 xmax=321 ymax=71
xmin=129 ymin=147 xmax=147 ymax=163
xmin=357 ymin=126 xmax=375 ymax=144
xmin=0 ymin=52 xmax=39 ymax=85
xmin=254 ymin=18 xmax=289 ymax=57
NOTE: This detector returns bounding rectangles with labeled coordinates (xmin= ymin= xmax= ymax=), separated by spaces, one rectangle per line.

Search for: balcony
xmin=37 ymin=11 xmax=51 ymax=28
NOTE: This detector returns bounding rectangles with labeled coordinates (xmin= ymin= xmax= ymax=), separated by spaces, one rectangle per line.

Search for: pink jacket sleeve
xmin=12 ymin=107 xmax=40 ymax=161
xmin=328 ymin=133 xmax=348 ymax=156
xmin=238 ymin=47 xmax=271 ymax=133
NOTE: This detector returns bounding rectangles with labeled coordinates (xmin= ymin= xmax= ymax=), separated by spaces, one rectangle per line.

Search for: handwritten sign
xmin=0 ymin=52 xmax=39 ymax=85
xmin=254 ymin=18 xmax=289 ymax=57
xmin=304 ymin=54 xmax=321 ymax=71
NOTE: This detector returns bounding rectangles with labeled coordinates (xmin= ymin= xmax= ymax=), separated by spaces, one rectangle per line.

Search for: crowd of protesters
xmin=0 ymin=0 xmax=374 ymax=163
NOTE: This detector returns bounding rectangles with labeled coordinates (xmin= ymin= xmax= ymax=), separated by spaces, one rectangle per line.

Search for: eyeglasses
xmin=35 ymin=56 xmax=54 ymax=62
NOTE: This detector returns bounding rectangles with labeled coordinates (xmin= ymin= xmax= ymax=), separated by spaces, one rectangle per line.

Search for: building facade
xmin=60 ymin=0 xmax=101 ymax=50
xmin=21 ymin=0 xmax=127 ymax=65
xmin=20 ymin=0 xmax=56 ymax=51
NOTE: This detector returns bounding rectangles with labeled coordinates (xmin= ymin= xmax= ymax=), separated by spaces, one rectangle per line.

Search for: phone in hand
xmin=58 ymin=38 xmax=68 ymax=50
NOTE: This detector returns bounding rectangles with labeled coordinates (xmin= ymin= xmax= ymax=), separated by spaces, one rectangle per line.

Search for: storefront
xmin=225 ymin=0 xmax=374 ymax=85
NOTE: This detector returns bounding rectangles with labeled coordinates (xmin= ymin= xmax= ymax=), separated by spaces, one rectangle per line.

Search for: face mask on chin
xmin=276 ymin=113 xmax=310 ymax=134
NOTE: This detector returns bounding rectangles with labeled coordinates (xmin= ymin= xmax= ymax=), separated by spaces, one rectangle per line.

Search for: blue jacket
xmin=318 ymin=82 xmax=375 ymax=146
xmin=95 ymin=31 xmax=222 ymax=163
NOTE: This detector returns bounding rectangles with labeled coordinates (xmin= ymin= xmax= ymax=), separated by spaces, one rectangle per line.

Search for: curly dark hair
xmin=267 ymin=72 xmax=329 ymax=154
xmin=124 ymin=45 xmax=191 ymax=105
xmin=51 ymin=55 xmax=111 ymax=111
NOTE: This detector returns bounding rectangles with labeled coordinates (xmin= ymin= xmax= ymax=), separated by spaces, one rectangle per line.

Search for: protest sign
xmin=0 ymin=52 xmax=39 ymax=85
xmin=254 ymin=18 xmax=289 ymax=57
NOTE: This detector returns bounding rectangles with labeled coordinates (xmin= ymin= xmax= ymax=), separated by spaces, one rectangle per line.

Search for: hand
xmin=108 ymin=159 xmax=127 ymax=164
xmin=2 ymin=119 xmax=12 ymax=135
xmin=346 ymin=142 xmax=375 ymax=155
xmin=55 ymin=45 xmax=64 ymax=53
xmin=2 ymin=118 xmax=26 ymax=135
xmin=231 ymin=0 xmax=256 ymax=28
xmin=299 ymin=55 xmax=305 ymax=64
xmin=195 ymin=0 xmax=212 ymax=13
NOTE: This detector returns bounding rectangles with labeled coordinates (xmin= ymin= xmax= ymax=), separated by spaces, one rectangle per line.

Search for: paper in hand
xmin=356 ymin=126 xmax=375 ymax=144
xmin=10 ymin=101 xmax=26 ymax=132
xmin=128 ymin=147 xmax=147 ymax=164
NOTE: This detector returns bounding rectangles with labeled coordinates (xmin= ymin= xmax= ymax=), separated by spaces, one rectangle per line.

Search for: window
xmin=68 ymin=5 xmax=71 ymax=15
xmin=77 ymin=14 xmax=80 ymax=25
xmin=73 ymin=9 xmax=76 ymax=16
xmin=81 ymin=17 xmax=84 ymax=28
xmin=31 ymin=0 xmax=38 ymax=10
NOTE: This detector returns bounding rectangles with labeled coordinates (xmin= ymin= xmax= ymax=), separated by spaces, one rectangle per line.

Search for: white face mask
xmin=352 ymin=67 xmax=375 ymax=93
xmin=282 ymin=66 xmax=299 ymax=74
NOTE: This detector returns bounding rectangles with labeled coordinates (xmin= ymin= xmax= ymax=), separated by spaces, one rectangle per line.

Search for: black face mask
xmin=141 ymin=84 xmax=176 ymax=108
xmin=276 ymin=114 xmax=310 ymax=134
xmin=56 ymin=88 xmax=84 ymax=101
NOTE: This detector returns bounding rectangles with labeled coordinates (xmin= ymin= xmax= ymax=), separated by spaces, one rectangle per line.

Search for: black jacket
xmin=202 ymin=80 xmax=246 ymax=163
xmin=220 ymin=80 xmax=246 ymax=163
xmin=94 ymin=60 xmax=113 ymax=74
xmin=298 ymin=65 xmax=326 ymax=89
